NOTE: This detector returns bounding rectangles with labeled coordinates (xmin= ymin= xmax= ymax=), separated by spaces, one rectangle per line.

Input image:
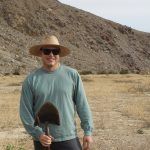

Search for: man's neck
xmin=42 ymin=63 xmax=60 ymax=72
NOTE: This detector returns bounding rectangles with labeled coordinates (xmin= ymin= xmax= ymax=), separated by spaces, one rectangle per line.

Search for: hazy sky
xmin=59 ymin=0 xmax=150 ymax=33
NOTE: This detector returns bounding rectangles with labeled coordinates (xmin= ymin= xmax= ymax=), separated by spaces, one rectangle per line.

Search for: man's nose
xmin=49 ymin=51 xmax=53 ymax=56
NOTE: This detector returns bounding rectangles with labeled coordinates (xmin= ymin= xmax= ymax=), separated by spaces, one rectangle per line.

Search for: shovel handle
xmin=42 ymin=122 xmax=51 ymax=150
xmin=45 ymin=122 xmax=50 ymax=136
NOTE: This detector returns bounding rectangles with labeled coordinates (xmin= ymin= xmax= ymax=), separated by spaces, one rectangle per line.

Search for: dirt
xmin=82 ymin=75 xmax=150 ymax=150
xmin=90 ymin=95 xmax=150 ymax=150
xmin=1 ymin=75 xmax=150 ymax=149
xmin=0 ymin=0 xmax=150 ymax=75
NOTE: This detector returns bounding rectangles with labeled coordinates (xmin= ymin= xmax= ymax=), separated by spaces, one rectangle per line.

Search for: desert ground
xmin=0 ymin=74 xmax=150 ymax=150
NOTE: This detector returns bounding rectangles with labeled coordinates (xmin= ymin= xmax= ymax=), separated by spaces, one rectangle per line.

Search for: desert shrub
xmin=128 ymin=82 xmax=150 ymax=93
xmin=120 ymin=68 xmax=129 ymax=74
xmin=79 ymin=70 xmax=93 ymax=75
xmin=97 ymin=70 xmax=107 ymax=74
xmin=137 ymin=129 xmax=144 ymax=134
xmin=82 ymin=77 xmax=93 ymax=82
xmin=97 ymin=70 xmax=117 ymax=74
xmin=13 ymin=68 xmax=20 ymax=75
xmin=5 ymin=144 xmax=25 ymax=150
xmin=107 ymin=70 xmax=117 ymax=74
xmin=118 ymin=25 xmax=134 ymax=34
xmin=4 ymin=72 xmax=10 ymax=76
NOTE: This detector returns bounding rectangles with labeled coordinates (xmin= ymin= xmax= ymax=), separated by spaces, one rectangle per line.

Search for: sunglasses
xmin=40 ymin=47 xmax=60 ymax=55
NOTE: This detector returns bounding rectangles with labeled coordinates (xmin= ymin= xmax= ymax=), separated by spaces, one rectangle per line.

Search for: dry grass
xmin=0 ymin=74 xmax=150 ymax=150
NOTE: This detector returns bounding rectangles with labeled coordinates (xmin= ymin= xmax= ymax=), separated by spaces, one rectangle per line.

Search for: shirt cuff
xmin=34 ymin=126 xmax=45 ymax=140
xmin=84 ymin=130 xmax=92 ymax=136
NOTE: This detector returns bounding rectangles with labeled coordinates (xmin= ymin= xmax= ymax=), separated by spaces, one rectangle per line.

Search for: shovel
xmin=34 ymin=102 xmax=60 ymax=150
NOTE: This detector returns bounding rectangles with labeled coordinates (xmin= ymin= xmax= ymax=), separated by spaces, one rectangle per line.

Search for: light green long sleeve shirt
xmin=20 ymin=64 xmax=93 ymax=142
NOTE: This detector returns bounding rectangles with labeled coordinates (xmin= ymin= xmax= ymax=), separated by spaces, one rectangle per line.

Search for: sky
xmin=59 ymin=0 xmax=150 ymax=33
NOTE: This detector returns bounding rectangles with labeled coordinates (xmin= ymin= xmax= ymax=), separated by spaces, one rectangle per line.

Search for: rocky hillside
xmin=0 ymin=0 xmax=150 ymax=75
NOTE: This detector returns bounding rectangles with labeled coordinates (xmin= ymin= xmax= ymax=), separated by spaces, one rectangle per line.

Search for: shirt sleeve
xmin=19 ymin=77 xmax=44 ymax=140
xmin=73 ymin=72 xmax=94 ymax=136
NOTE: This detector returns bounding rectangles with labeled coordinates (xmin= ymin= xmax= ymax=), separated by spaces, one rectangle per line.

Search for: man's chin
xmin=47 ymin=63 xmax=53 ymax=67
xmin=46 ymin=61 xmax=54 ymax=65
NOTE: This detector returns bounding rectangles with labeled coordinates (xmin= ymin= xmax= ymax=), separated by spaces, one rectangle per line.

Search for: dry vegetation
xmin=0 ymin=74 xmax=150 ymax=150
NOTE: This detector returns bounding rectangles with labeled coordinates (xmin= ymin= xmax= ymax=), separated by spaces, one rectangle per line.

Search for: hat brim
xmin=29 ymin=44 xmax=70 ymax=57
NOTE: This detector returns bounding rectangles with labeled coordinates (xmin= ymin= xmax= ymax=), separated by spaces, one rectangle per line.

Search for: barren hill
xmin=0 ymin=0 xmax=150 ymax=75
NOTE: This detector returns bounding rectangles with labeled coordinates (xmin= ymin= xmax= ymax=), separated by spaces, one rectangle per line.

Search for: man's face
xmin=40 ymin=47 xmax=60 ymax=68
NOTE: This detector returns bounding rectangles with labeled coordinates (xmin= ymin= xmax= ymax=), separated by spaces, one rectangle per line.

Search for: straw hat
xmin=29 ymin=35 xmax=70 ymax=57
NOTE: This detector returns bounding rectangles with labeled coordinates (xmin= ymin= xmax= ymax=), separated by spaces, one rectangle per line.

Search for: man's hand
xmin=39 ymin=134 xmax=52 ymax=147
xmin=83 ymin=135 xmax=93 ymax=150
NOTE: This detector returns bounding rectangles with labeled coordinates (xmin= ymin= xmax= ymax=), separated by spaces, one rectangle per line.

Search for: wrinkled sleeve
xmin=73 ymin=72 xmax=94 ymax=136
xmin=19 ymin=77 xmax=44 ymax=140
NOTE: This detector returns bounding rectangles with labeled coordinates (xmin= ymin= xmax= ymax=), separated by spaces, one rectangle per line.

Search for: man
xmin=20 ymin=35 xmax=93 ymax=150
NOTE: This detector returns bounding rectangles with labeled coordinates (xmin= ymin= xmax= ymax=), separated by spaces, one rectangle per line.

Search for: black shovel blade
xmin=34 ymin=102 xmax=60 ymax=126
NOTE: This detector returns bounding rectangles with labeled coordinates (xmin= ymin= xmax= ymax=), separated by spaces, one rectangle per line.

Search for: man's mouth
xmin=46 ymin=57 xmax=55 ymax=61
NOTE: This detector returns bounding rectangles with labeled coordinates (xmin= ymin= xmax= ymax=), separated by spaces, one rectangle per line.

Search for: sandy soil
xmin=0 ymin=74 xmax=150 ymax=150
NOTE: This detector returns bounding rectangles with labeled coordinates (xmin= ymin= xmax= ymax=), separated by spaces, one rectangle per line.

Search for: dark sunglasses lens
xmin=52 ymin=48 xmax=60 ymax=55
xmin=42 ymin=48 xmax=51 ymax=55
xmin=41 ymin=48 xmax=60 ymax=55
